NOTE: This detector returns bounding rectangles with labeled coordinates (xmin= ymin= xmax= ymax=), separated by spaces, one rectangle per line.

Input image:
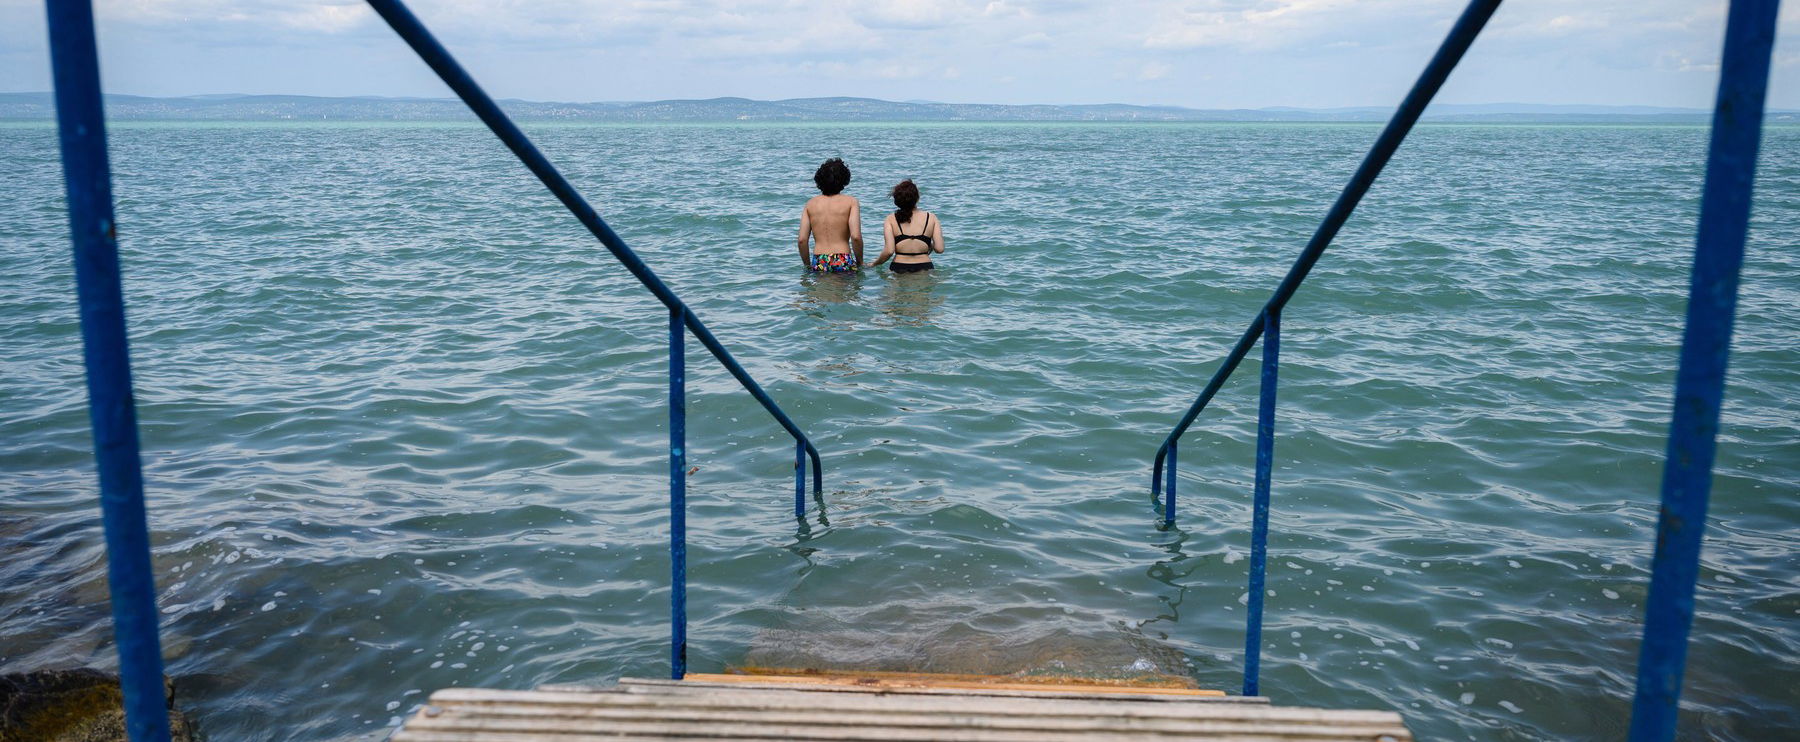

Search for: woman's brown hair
xmin=891 ymin=179 xmax=920 ymax=227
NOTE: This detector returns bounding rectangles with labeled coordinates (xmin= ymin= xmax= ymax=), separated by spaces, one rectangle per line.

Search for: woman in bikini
xmin=872 ymin=179 xmax=943 ymax=274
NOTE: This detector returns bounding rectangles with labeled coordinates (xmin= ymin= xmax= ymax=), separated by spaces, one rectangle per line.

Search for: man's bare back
xmin=798 ymin=158 xmax=863 ymax=271
xmin=799 ymin=195 xmax=862 ymax=260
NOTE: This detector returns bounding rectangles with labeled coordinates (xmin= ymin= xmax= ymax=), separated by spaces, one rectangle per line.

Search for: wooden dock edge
xmin=680 ymin=669 xmax=1229 ymax=697
xmin=397 ymin=673 xmax=1412 ymax=740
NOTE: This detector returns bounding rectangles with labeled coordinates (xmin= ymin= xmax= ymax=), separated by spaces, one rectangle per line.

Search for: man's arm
xmin=849 ymin=200 xmax=865 ymax=265
xmin=796 ymin=206 xmax=813 ymax=269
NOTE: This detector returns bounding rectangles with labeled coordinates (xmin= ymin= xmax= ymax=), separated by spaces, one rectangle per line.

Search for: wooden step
xmin=394 ymin=672 xmax=1412 ymax=741
xmin=674 ymin=667 xmax=1227 ymax=697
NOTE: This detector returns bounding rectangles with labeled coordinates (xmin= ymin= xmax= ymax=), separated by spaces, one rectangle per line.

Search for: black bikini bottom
xmin=890 ymin=261 xmax=934 ymax=274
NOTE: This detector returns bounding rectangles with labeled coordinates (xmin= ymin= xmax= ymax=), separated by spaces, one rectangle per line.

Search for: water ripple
xmin=1 ymin=121 xmax=1796 ymax=741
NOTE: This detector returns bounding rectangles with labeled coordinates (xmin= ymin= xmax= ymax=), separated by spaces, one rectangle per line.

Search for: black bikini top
xmin=895 ymin=213 xmax=935 ymax=255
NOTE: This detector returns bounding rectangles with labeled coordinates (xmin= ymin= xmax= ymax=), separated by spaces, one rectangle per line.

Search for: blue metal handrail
xmin=359 ymin=0 xmax=823 ymax=680
xmin=1628 ymin=1 xmax=1780 ymax=739
xmin=1150 ymin=0 xmax=1503 ymax=696
xmin=1151 ymin=0 xmax=1501 ymax=527
xmin=1146 ymin=0 xmax=1781 ymax=727
xmin=44 ymin=1 xmax=829 ymax=717
xmin=44 ymin=1 xmax=171 ymax=739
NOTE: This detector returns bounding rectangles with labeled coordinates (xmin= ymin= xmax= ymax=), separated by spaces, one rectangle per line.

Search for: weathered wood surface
xmin=395 ymin=673 xmax=1411 ymax=741
xmin=675 ymin=670 xmax=1226 ymax=696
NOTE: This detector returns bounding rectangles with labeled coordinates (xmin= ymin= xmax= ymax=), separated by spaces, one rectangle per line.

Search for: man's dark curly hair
xmin=814 ymin=158 xmax=851 ymax=195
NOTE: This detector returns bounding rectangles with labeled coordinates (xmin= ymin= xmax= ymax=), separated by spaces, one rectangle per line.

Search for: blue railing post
xmin=669 ymin=307 xmax=687 ymax=679
xmin=793 ymin=440 xmax=805 ymax=518
xmin=1163 ymin=440 xmax=1178 ymax=526
xmin=1243 ymin=308 xmax=1280 ymax=696
xmin=1628 ymin=1 xmax=1779 ymax=739
xmin=45 ymin=1 xmax=173 ymax=740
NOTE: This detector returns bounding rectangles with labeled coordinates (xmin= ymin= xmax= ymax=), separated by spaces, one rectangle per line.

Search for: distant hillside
xmin=3 ymin=93 xmax=1796 ymax=123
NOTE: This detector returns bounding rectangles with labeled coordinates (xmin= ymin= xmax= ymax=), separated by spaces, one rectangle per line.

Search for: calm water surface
xmin=2 ymin=122 xmax=1797 ymax=740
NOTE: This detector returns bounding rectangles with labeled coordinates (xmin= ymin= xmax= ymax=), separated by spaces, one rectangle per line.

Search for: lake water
xmin=2 ymin=121 xmax=1796 ymax=740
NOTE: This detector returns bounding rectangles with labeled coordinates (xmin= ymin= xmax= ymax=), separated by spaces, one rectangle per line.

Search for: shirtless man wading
xmin=797 ymin=158 xmax=863 ymax=272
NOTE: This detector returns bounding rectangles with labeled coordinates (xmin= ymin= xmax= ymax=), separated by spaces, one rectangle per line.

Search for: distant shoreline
xmin=4 ymin=93 xmax=1796 ymax=124
xmin=5 ymin=119 xmax=1776 ymax=129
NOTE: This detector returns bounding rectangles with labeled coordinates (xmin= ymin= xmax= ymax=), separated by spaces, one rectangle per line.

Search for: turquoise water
xmin=2 ymin=121 xmax=1796 ymax=740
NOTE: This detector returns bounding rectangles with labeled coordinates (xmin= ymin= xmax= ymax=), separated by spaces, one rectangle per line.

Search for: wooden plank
xmin=714 ymin=667 xmax=1208 ymax=690
xmin=398 ymin=734 xmax=1394 ymax=742
xmin=396 ymin=676 xmax=1412 ymax=741
xmin=432 ymin=687 xmax=1396 ymax=723
xmin=554 ymin=679 xmax=1265 ymax=704
xmin=398 ymin=712 xmax=1407 ymax=741
xmin=400 ymin=702 xmax=1407 ymax=735
xmin=678 ymin=671 xmax=1227 ymax=697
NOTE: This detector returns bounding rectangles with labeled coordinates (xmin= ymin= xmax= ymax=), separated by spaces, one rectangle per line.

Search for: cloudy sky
xmin=2 ymin=0 xmax=1796 ymax=109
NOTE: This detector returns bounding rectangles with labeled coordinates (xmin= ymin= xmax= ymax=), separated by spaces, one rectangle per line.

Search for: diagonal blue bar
xmin=361 ymin=0 xmax=821 ymax=512
xmin=1628 ymin=1 xmax=1780 ymax=739
xmin=44 ymin=1 xmax=173 ymax=740
xmin=1149 ymin=0 xmax=1501 ymax=520
xmin=1243 ymin=308 xmax=1279 ymax=697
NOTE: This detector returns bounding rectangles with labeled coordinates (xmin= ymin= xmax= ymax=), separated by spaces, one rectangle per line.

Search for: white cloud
xmin=984 ymin=1 xmax=1030 ymax=18
xmin=2 ymin=0 xmax=1793 ymax=108
xmin=1142 ymin=0 xmax=1448 ymax=51
xmin=1487 ymin=2 xmax=1719 ymax=41
xmin=1544 ymin=15 xmax=1605 ymax=33
xmin=275 ymin=3 xmax=372 ymax=33
xmin=853 ymin=0 xmax=974 ymax=30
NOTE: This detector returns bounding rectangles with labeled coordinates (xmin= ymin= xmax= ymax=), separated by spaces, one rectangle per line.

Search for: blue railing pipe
xmin=682 ymin=310 xmax=825 ymax=496
xmin=669 ymin=308 xmax=688 ymax=679
xmin=1149 ymin=0 xmax=1500 ymax=524
xmin=363 ymin=0 xmax=822 ymax=680
xmin=794 ymin=440 xmax=806 ymax=518
xmin=1243 ymin=308 xmax=1280 ymax=696
xmin=361 ymin=0 xmax=822 ymax=500
xmin=1161 ymin=440 xmax=1177 ymax=524
xmin=1628 ymin=1 xmax=1780 ymax=739
xmin=45 ymin=1 xmax=174 ymax=740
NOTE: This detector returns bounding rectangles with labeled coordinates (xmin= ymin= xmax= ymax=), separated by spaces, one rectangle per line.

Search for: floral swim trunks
xmin=810 ymin=253 xmax=857 ymax=273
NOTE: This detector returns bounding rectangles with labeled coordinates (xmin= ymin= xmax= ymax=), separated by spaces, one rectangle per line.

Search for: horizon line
xmin=0 ymin=91 xmax=1750 ymax=113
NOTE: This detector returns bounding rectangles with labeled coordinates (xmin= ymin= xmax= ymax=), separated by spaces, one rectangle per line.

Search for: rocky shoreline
xmin=0 ymin=669 xmax=194 ymax=741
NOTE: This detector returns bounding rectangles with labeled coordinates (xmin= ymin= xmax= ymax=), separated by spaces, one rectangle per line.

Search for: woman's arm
xmin=932 ymin=214 xmax=945 ymax=254
xmin=872 ymin=216 xmax=896 ymax=266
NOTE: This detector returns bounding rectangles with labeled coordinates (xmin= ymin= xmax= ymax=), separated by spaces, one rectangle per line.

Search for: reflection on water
xmin=794 ymin=270 xmax=864 ymax=324
xmin=1144 ymin=522 xmax=1198 ymax=631
xmin=790 ymin=267 xmax=945 ymax=329
xmin=876 ymin=270 xmax=944 ymax=327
